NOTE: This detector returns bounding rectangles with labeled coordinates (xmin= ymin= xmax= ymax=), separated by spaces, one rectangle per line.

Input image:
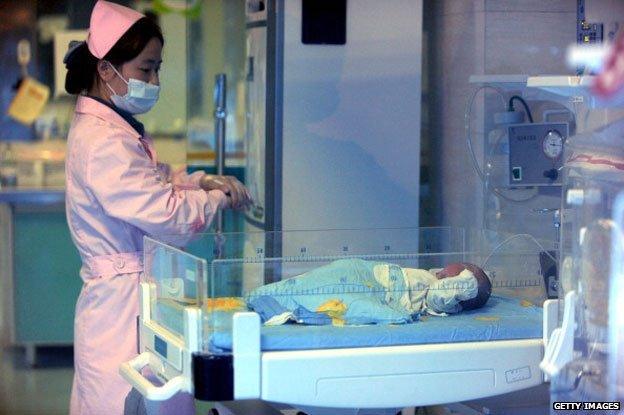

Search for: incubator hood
xmin=544 ymin=101 xmax=624 ymax=408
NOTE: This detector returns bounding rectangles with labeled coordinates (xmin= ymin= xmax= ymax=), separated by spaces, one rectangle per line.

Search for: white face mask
xmin=425 ymin=269 xmax=478 ymax=314
xmin=105 ymin=63 xmax=160 ymax=114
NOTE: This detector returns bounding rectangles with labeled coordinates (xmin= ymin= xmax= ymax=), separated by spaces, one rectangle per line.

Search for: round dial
xmin=542 ymin=130 xmax=564 ymax=159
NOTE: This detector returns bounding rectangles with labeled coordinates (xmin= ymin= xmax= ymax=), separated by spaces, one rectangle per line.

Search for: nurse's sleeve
xmin=87 ymin=135 xmax=227 ymax=238
xmin=158 ymin=163 xmax=205 ymax=189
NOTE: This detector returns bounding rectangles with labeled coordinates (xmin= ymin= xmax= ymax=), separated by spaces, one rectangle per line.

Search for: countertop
xmin=0 ymin=187 xmax=65 ymax=204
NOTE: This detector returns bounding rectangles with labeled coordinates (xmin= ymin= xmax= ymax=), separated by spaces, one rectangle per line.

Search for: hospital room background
xmin=1 ymin=0 xmax=624 ymax=414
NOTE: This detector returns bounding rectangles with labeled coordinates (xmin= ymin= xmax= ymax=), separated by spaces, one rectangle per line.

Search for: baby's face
xmin=434 ymin=262 xmax=493 ymax=311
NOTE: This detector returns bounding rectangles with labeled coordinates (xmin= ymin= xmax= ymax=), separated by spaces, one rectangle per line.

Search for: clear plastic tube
xmin=480 ymin=232 xmax=557 ymax=270
xmin=465 ymin=85 xmax=507 ymax=182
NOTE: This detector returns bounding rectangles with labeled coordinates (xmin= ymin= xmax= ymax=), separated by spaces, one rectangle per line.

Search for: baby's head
xmin=436 ymin=262 xmax=492 ymax=311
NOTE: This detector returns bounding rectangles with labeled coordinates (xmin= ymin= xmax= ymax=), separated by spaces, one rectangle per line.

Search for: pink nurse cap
xmin=86 ymin=1 xmax=144 ymax=59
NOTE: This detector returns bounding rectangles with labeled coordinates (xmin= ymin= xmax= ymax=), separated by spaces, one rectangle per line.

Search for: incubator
xmin=121 ymin=227 xmax=557 ymax=413
xmin=541 ymin=110 xmax=624 ymax=410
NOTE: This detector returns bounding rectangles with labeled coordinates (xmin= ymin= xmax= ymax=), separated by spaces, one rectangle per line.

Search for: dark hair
xmin=65 ymin=17 xmax=164 ymax=95
xmin=458 ymin=263 xmax=492 ymax=311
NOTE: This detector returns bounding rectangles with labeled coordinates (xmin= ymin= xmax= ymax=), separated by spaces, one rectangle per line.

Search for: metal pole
xmin=214 ymin=74 xmax=227 ymax=233
xmin=214 ymin=73 xmax=227 ymax=178
xmin=214 ymin=74 xmax=227 ymax=257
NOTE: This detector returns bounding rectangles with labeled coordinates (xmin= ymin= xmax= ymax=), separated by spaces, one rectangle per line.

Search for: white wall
xmin=424 ymin=0 xmax=487 ymax=230
xmin=282 ymin=0 xmax=423 ymax=231
xmin=138 ymin=12 xmax=187 ymax=135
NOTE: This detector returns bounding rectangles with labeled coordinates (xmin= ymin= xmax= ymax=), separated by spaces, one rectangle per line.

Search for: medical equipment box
xmin=508 ymin=122 xmax=569 ymax=187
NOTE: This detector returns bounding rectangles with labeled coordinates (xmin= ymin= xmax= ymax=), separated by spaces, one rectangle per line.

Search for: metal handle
xmin=213 ymin=74 xmax=227 ymax=235
xmin=119 ymin=352 xmax=185 ymax=401
xmin=214 ymin=74 xmax=227 ymax=177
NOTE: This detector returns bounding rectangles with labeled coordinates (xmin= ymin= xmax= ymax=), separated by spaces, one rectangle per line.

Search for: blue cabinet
xmin=12 ymin=205 xmax=82 ymax=346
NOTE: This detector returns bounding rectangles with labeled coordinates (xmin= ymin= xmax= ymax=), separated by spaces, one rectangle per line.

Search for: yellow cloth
xmin=205 ymin=297 xmax=246 ymax=311
xmin=316 ymin=299 xmax=347 ymax=326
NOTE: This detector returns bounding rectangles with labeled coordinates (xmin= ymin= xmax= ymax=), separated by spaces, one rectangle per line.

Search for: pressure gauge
xmin=542 ymin=130 xmax=564 ymax=159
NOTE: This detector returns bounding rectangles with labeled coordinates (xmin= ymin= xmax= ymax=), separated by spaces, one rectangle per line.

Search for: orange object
xmin=316 ymin=299 xmax=347 ymax=326
xmin=205 ymin=297 xmax=246 ymax=311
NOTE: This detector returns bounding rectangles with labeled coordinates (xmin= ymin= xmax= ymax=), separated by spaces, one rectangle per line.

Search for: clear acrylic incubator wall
xmin=142 ymin=227 xmax=556 ymax=355
xmin=552 ymin=114 xmax=624 ymax=405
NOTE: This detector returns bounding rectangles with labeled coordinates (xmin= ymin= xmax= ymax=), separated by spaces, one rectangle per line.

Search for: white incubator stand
xmin=120 ymin=227 xmax=558 ymax=414
xmin=540 ymin=114 xmax=624 ymax=412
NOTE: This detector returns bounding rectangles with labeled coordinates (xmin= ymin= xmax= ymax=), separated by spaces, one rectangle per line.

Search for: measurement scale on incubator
xmin=214 ymin=251 xmax=543 ymax=291
xmin=243 ymin=280 xmax=543 ymax=298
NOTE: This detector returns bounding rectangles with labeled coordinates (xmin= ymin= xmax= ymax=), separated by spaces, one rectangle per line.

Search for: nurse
xmin=63 ymin=2 xmax=251 ymax=414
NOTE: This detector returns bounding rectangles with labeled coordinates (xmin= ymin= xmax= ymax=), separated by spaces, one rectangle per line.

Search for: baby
xmin=246 ymin=258 xmax=492 ymax=326
xmin=431 ymin=262 xmax=492 ymax=312
xmin=384 ymin=261 xmax=492 ymax=316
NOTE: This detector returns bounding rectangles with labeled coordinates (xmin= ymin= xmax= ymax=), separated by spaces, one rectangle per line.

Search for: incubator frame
xmin=120 ymin=227 xmax=561 ymax=411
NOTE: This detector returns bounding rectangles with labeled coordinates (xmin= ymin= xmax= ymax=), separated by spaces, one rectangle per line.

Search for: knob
xmin=543 ymin=168 xmax=558 ymax=180
xmin=248 ymin=0 xmax=265 ymax=13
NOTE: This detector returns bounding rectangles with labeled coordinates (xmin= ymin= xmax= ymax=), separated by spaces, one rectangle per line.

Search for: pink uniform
xmin=66 ymin=95 xmax=225 ymax=414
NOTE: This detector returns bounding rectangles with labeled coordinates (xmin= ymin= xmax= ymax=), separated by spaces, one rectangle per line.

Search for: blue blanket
xmin=246 ymin=258 xmax=416 ymax=325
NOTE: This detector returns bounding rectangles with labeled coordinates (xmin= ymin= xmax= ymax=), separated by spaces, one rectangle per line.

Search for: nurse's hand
xmin=199 ymin=174 xmax=253 ymax=210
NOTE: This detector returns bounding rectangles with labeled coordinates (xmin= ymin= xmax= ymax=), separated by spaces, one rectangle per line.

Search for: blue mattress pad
xmin=204 ymin=295 xmax=543 ymax=352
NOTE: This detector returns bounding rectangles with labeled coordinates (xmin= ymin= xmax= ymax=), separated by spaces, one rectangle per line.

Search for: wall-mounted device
xmin=576 ymin=0 xmax=605 ymax=74
xmin=301 ymin=0 xmax=347 ymax=45
xmin=508 ymin=122 xmax=568 ymax=187
xmin=577 ymin=0 xmax=603 ymax=46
